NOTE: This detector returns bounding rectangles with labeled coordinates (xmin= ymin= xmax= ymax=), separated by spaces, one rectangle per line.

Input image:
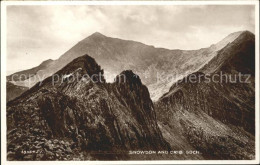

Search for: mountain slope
xmin=7 ymin=59 xmax=53 ymax=82
xmin=6 ymin=82 xmax=28 ymax=102
xmin=7 ymin=31 xmax=244 ymax=101
xmin=7 ymin=54 xmax=169 ymax=160
xmin=155 ymin=31 xmax=255 ymax=159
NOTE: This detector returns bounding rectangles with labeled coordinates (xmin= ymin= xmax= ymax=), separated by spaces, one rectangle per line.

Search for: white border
xmin=1 ymin=1 xmax=259 ymax=164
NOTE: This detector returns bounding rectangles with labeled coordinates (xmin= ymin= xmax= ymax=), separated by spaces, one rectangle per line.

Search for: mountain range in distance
xmin=6 ymin=30 xmax=255 ymax=160
xmin=7 ymin=30 xmax=246 ymax=101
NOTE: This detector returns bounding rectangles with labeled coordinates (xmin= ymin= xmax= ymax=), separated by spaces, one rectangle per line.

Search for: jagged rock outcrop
xmin=7 ymin=54 xmax=169 ymax=160
xmin=155 ymin=31 xmax=255 ymax=159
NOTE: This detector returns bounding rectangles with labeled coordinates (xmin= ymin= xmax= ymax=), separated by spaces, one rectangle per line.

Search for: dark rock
xmin=155 ymin=31 xmax=255 ymax=160
xmin=7 ymin=54 xmax=169 ymax=160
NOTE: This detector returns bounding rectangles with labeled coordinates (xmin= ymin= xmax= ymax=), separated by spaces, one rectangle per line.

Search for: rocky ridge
xmin=155 ymin=31 xmax=255 ymax=159
xmin=7 ymin=54 xmax=169 ymax=160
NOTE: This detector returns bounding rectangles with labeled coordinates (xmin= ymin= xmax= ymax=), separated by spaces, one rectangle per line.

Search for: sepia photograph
xmin=1 ymin=0 xmax=259 ymax=164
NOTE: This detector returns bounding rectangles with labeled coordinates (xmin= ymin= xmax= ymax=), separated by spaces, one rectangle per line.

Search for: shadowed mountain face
xmin=7 ymin=55 xmax=169 ymax=160
xmin=7 ymin=31 xmax=243 ymax=101
xmin=155 ymin=31 xmax=255 ymax=159
xmin=6 ymin=82 xmax=28 ymax=102
xmin=6 ymin=59 xmax=53 ymax=101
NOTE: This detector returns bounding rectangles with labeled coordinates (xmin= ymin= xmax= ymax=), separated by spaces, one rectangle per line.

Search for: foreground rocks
xmin=7 ymin=54 xmax=169 ymax=160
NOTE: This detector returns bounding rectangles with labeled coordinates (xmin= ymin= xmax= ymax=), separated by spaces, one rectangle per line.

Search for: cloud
xmin=6 ymin=5 xmax=255 ymax=74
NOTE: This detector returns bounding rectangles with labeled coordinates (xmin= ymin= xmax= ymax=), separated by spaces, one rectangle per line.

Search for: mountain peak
xmin=225 ymin=30 xmax=254 ymax=40
xmin=39 ymin=59 xmax=53 ymax=67
xmin=56 ymin=54 xmax=104 ymax=81
xmin=89 ymin=32 xmax=106 ymax=38
xmin=115 ymin=70 xmax=142 ymax=87
xmin=81 ymin=32 xmax=107 ymax=42
xmin=237 ymin=30 xmax=255 ymax=40
xmin=212 ymin=30 xmax=253 ymax=51
xmin=237 ymin=30 xmax=254 ymax=35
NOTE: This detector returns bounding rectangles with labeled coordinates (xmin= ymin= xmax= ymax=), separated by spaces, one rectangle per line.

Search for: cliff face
xmin=7 ymin=55 xmax=169 ymax=161
xmin=155 ymin=31 xmax=255 ymax=159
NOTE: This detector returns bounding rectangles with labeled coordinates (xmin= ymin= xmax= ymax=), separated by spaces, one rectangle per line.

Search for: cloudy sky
xmin=6 ymin=5 xmax=255 ymax=74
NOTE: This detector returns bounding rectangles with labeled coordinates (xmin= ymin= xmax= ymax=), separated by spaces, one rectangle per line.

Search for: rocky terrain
xmin=7 ymin=54 xmax=169 ymax=160
xmin=6 ymin=30 xmax=256 ymax=160
xmin=155 ymin=31 xmax=255 ymax=159
xmin=7 ymin=31 xmax=242 ymax=101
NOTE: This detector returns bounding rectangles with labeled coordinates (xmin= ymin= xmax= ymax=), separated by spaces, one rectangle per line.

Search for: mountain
xmin=6 ymin=82 xmax=28 ymax=102
xmin=6 ymin=30 xmax=255 ymax=160
xmin=7 ymin=59 xmax=53 ymax=82
xmin=7 ymin=31 xmax=243 ymax=101
xmin=155 ymin=31 xmax=255 ymax=159
xmin=7 ymin=54 xmax=169 ymax=160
